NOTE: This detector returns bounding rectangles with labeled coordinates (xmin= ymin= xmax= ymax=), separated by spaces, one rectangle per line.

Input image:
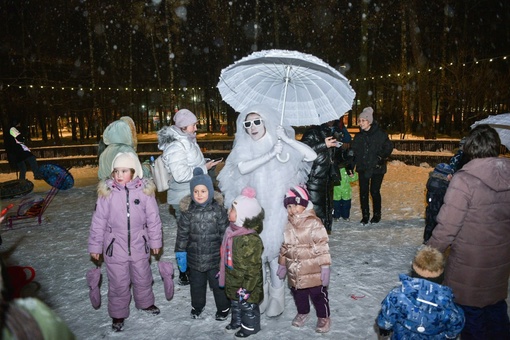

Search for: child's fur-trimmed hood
xmin=242 ymin=209 xmax=265 ymax=235
xmin=97 ymin=177 xmax=156 ymax=197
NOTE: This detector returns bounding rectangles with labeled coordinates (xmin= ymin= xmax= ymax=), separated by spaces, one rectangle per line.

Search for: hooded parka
xmin=377 ymin=274 xmax=465 ymax=339
xmin=427 ymin=157 xmax=510 ymax=308
xmin=97 ymin=118 xmax=138 ymax=180
xmin=224 ymin=211 xmax=265 ymax=304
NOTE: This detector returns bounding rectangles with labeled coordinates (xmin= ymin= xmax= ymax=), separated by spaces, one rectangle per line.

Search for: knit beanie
xmin=412 ymin=246 xmax=444 ymax=279
xmin=190 ymin=167 xmax=214 ymax=206
xmin=173 ymin=109 xmax=197 ymax=128
xmin=232 ymin=187 xmax=262 ymax=227
xmin=433 ymin=163 xmax=453 ymax=177
xmin=359 ymin=107 xmax=374 ymax=124
xmin=112 ymin=152 xmax=143 ymax=179
xmin=283 ymin=185 xmax=312 ymax=209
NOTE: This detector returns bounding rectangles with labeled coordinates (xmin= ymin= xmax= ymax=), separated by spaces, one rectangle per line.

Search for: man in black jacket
xmin=350 ymin=107 xmax=393 ymax=225
xmin=301 ymin=120 xmax=343 ymax=234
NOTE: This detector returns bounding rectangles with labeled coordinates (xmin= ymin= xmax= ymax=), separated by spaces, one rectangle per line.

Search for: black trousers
xmin=17 ymin=154 xmax=39 ymax=181
xmin=357 ymin=172 xmax=384 ymax=215
xmin=459 ymin=300 xmax=510 ymax=340
xmin=189 ymin=268 xmax=229 ymax=312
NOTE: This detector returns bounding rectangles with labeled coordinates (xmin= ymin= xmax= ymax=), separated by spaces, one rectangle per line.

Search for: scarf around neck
xmin=218 ymin=222 xmax=255 ymax=287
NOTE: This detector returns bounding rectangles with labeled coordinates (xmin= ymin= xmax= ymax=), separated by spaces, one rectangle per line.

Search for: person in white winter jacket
xmin=157 ymin=109 xmax=221 ymax=218
xmin=157 ymin=109 xmax=221 ymax=285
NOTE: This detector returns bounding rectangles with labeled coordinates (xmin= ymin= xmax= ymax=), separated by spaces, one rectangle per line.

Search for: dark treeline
xmin=1 ymin=0 xmax=509 ymax=145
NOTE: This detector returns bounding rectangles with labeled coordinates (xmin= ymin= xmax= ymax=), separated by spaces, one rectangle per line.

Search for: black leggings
xmin=358 ymin=172 xmax=384 ymax=215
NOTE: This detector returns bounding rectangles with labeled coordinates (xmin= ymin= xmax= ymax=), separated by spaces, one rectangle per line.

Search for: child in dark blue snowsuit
xmin=423 ymin=163 xmax=453 ymax=243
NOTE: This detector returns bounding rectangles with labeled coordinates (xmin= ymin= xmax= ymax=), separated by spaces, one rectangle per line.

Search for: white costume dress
xmin=217 ymin=103 xmax=316 ymax=316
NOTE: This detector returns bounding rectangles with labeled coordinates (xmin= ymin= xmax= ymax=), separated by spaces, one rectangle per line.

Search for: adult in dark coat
xmin=350 ymin=107 xmax=393 ymax=224
xmin=4 ymin=119 xmax=41 ymax=181
xmin=301 ymin=120 xmax=344 ymax=234
xmin=427 ymin=124 xmax=510 ymax=340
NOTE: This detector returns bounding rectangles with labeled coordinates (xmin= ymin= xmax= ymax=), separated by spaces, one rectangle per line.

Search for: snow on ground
xmin=0 ymin=161 xmax=505 ymax=339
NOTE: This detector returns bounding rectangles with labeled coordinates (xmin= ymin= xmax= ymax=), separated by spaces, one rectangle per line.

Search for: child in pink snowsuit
xmin=88 ymin=152 xmax=163 ymax=332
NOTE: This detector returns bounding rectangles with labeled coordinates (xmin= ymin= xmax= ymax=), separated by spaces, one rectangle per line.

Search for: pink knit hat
xmin=283 ymin=185 xmax=311 ymax=208
xmin=232 ymin=187 xmax=262 ymax=226
xmin=173 ymin=109 xmax=197 ymax=128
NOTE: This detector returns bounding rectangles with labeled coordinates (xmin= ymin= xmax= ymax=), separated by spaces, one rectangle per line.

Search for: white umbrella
xmin=471 ymin=113 xmax=510 ymax=150
xmin=217 ymin=49 xmax=356 ymax=127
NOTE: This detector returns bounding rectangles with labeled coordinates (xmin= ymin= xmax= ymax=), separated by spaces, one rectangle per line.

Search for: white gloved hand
xmin=274 ymin=140 xmax=283 ymax=155
xmin=276 ymin=125 xmax=290 ymax=142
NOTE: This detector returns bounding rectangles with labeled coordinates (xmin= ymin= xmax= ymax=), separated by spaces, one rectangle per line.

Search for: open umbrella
xmin=86 ymin=267 xmax=102 ymax=309
xmin=157 ymin=261 xmax=174 ymax=301
xmin=217 ymin=49 xmax=356 ymax=127
xmin=471 ymin=113 xmax=510 ymax=150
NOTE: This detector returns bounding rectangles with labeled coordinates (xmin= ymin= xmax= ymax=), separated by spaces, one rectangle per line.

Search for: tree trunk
xmin=400 ymin=2 xmax=410 ymax=139
xmin=358 ymin=0 xmax=370 ymax=111
xmin=407 ymin=0 xmax=434 ymax=139
xmin=164 ymin=0 xmax=177 ymax=125
xmin=86 ymin=0 xmax=99 ymax=139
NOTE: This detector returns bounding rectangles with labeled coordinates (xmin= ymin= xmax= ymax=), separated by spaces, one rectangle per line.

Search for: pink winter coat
xmin=278 ymin=208 xmax=331 ymax=289
xmin=88 ymin=178 xmax=163 ymax=262
xmin=427 ymin=157 xmax=510 ymax=308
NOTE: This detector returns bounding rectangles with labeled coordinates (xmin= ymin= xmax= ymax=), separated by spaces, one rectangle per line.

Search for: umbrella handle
xmin=277 ymin=153 xmax=290 ymax=163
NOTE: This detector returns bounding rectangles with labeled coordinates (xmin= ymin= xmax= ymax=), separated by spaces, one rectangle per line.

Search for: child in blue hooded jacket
xmin=377 ymin=246 xmax=465 ymax=339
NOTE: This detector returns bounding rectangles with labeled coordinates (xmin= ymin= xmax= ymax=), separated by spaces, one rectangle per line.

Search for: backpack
xmin=151 ymin=155 xmax=172 ymax=192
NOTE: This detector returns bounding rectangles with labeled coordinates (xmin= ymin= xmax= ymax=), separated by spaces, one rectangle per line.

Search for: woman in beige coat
xmin=427 ymin=124 xmax=510 ymax=340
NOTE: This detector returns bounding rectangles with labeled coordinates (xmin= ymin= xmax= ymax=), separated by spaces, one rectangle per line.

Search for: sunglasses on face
xmin=243 ymin=118 xmax=263 ymax=129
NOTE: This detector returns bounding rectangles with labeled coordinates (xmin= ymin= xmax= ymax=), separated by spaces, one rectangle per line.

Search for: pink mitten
xmin=277 ymin=264 xmax=287 ymax=280
xmin=321 ymin=266 xmax=330 ymax=286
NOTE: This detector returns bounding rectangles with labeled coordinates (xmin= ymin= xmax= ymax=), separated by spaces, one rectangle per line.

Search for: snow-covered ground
xmin=0 ymin=161 xmax=506 ymax=339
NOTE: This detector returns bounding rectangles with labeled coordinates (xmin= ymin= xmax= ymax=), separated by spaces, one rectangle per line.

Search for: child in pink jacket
xmin=88 ymin=152 xmax=163 ymax=332
xmin=277 ymin=185 xmax=332 ymax=333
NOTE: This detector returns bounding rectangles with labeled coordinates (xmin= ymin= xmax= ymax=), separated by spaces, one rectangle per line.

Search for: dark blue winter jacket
xmin=377 ymin=274 xmax=465 ymax=339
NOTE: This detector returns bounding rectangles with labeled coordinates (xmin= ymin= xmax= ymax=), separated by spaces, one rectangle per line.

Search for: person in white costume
xmin=217 ymin=104 xmax=317 ymax=317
